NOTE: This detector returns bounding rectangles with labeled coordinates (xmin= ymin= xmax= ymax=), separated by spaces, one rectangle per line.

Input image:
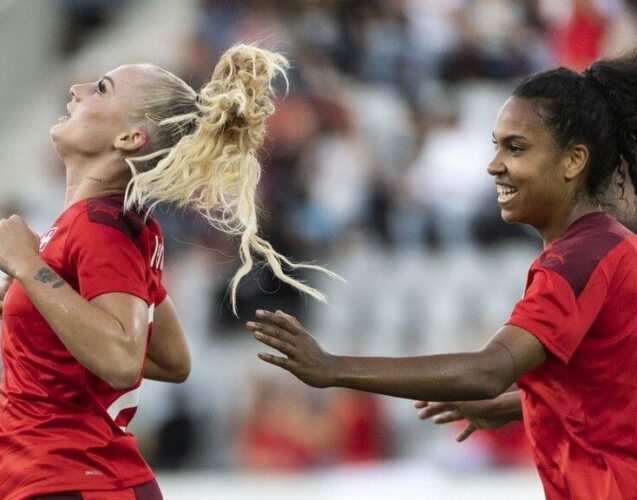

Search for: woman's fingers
xmin=248 ymin=323 xmax=298 ymax=356
xmin=275 ymin=309 xmax=303 ymax=328
xmin=257 ymin=352 xmax=296 ymax=372
xmin=256 ymin=309 xmax=307 ymax=336
xmin=432 ymin=410 xmax=463 ymax=424
xmin=247 ymin=320 xmax=296 ymax=345
xmin=417 ymin=402 xmax=451 ymax=420
xmin=456 ymin=423 xmax=477 ymax=442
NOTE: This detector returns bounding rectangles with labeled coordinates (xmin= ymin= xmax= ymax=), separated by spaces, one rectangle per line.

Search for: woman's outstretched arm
xmin=247 ymin=310 xmax=547 ymax=402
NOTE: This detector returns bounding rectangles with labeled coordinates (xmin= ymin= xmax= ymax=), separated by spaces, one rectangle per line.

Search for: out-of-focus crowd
xmin=4 ymin=0 xmax=637 ymax=474
xmin=169 ymin=0 xmax=637 ymax=319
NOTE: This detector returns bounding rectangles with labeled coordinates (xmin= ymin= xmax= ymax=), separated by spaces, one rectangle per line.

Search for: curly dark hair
xmin=512 ymin=53 xmax=637 ymax=201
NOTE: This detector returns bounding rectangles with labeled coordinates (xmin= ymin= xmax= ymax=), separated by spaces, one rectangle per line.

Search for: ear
xmin=562 ymin=143 xmax=589 ymax=181
xmin=114 ymin=127 xmax=147 ymax=153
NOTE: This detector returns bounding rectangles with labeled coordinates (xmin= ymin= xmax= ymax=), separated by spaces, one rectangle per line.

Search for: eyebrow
xmin=492 ymin=132 xmax=527 ymax=142
xmin=103 ymin=75 xmax=115 ymax=92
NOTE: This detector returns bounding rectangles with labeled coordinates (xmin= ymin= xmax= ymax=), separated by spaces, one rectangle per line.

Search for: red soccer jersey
xmin=507 ymin=212 xmax=637 ymax=499
xmin=0 ymin=195 xmax=167 ymax=499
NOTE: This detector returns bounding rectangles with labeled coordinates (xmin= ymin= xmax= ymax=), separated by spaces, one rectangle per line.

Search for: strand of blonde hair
xmin=125 ymin=45 xmax=342 ymax=314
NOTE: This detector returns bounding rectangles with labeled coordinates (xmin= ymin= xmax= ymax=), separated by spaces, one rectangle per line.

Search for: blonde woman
xmin=0 ymin=45 xmax=331 ymax=499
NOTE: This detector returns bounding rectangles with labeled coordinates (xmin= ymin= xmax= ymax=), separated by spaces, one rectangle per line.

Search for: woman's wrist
xmin=493 ymin=391 xmax=522 ymax=420
xmin=13 ymin=255 xmax=45 ymax=282
xmin=329 ymin=354 xmax=346 ymax=388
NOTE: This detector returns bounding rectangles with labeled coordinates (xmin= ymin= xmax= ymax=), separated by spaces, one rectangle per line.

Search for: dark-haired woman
xmin=248 ymin=54 xmax=637 ymax=499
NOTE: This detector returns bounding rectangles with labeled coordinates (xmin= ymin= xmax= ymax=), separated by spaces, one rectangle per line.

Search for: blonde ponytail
xmin=125 ymin=45 xmax=341 ymax=314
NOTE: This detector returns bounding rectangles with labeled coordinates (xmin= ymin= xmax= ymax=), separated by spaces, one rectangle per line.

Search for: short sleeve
xmin=506 ymin=268 xmax=607 ymax=363
xmin=151 ymin=276 xmax=168 ymax=306
xmin=66 ymin=213 xmax=149 ymax=303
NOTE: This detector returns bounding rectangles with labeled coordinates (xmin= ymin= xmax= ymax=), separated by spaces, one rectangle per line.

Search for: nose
xmin=487 ymin=153 xmax=505 ymax=176
xmin=69 ymin=83 xmax=86 ymax=100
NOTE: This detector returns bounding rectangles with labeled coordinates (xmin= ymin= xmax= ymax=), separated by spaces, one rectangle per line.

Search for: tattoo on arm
xmin=34 ymin=267 xmax=66 ymax=289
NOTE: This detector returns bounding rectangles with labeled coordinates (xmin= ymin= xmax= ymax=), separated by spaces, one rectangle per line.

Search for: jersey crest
xmin=39 ymin=227 xmax=58 ymax=252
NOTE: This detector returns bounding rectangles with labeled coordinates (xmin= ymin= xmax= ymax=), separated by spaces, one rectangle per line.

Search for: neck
xmin=64 ymin=153 xmax=131 ymax=207
xmin=539 ymin=197 xmax=601 ymax=247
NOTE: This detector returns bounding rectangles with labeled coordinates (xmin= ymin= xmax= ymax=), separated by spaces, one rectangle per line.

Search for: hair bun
xmin=125 ymin=45 xmax=337 ymax=314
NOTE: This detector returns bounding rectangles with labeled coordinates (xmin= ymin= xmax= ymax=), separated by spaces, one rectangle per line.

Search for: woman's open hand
xmin=415 ymin=397 xmax=516 ymax=442
xmin=247 ymin=309 xmax=338 ymax=388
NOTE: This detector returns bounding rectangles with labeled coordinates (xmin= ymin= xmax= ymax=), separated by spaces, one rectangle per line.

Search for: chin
xmin=49 ymin=129 xmax=68 ymax=158
xmin=50 ymin=127 xmax=61 ymax=146
xmin=500 ymin=208 xmax=515 ymax=224
xmin=50 ymin=120 xmax=66 ymax=142
xmin=500 ymin=208 xmax=518 ymax=224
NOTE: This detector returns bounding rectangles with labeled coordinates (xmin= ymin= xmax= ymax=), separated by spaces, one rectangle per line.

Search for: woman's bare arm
xmin=247 ymin=310 xmax=547 ymax=402
xmin=16 ymin=257 xmax=148 ymax=390
xmin=143 ymin=296 xmax=191 ymax=383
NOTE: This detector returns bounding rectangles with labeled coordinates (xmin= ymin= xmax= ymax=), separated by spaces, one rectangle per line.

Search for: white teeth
xmin=496 ymin=185 xmax=518 ymax=203
xmin=496 ymin=185 xmax=517 ymax=195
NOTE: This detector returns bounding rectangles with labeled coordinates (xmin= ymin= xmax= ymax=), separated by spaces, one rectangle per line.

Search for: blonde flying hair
xmin=125 ymin=44 xmax=340 ymax=313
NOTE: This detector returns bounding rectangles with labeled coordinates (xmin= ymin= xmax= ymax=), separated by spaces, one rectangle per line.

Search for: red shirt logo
xmin=39 ymin=227 xmax=58 ymax=252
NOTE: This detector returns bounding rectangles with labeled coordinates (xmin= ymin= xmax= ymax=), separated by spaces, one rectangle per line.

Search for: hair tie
xmin=193 ymin=93 xmax=204 ymax=120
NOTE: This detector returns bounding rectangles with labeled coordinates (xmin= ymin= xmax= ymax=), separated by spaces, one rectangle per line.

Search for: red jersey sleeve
xmin=506 ymin=267 xmax=608 ymax=363
xmin=152 ymin=277 xmax=168 ymax=306
xmin=65 ymin=212 xmax=150 ymax=303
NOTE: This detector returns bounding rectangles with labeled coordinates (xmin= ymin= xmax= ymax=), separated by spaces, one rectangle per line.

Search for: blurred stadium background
xmin=3 ymin=0 xmax=636 ymax=497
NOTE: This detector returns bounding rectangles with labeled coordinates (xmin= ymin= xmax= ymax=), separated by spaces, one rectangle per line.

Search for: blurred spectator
xmin=403 ymin=102 xmax=494 ymax=247
xmin=439 ymin=1 xmax=531 ymax=82
xmin=56 ymin=0 xmax=127 ymax=55
xmin=237 ymin=376 xmax=389 ymax=471
xmin=601 ymin=0 xmax=637 ymax=56
xmin=293 ymin=98 xmax=374 ymax=245
xmin=549 ymin=0 xmax=609 ymax=70
xmin=153 ymin=392 xmax=197 ymax=470
xmin=326 ymin=390 xmax=389 ymax=464
xmin=238 ymin=376 xmax=333 ymax=470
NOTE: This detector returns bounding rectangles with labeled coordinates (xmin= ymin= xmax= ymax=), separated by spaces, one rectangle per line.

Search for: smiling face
xmin=50 ymin=64 xmax=153 ymax=159
xmin=488 ymin=97 xmax=582 ymax=231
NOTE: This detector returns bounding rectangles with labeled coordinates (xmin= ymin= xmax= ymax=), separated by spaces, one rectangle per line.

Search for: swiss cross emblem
xmin=39 ymin=227 xmax=58 ymax=252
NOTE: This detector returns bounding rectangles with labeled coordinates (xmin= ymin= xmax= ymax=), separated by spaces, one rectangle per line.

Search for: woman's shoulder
xmin=535 ymin=213 xmax=635 ymax=296
xmin=70 ymin=195 xmax=160 ymax=243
